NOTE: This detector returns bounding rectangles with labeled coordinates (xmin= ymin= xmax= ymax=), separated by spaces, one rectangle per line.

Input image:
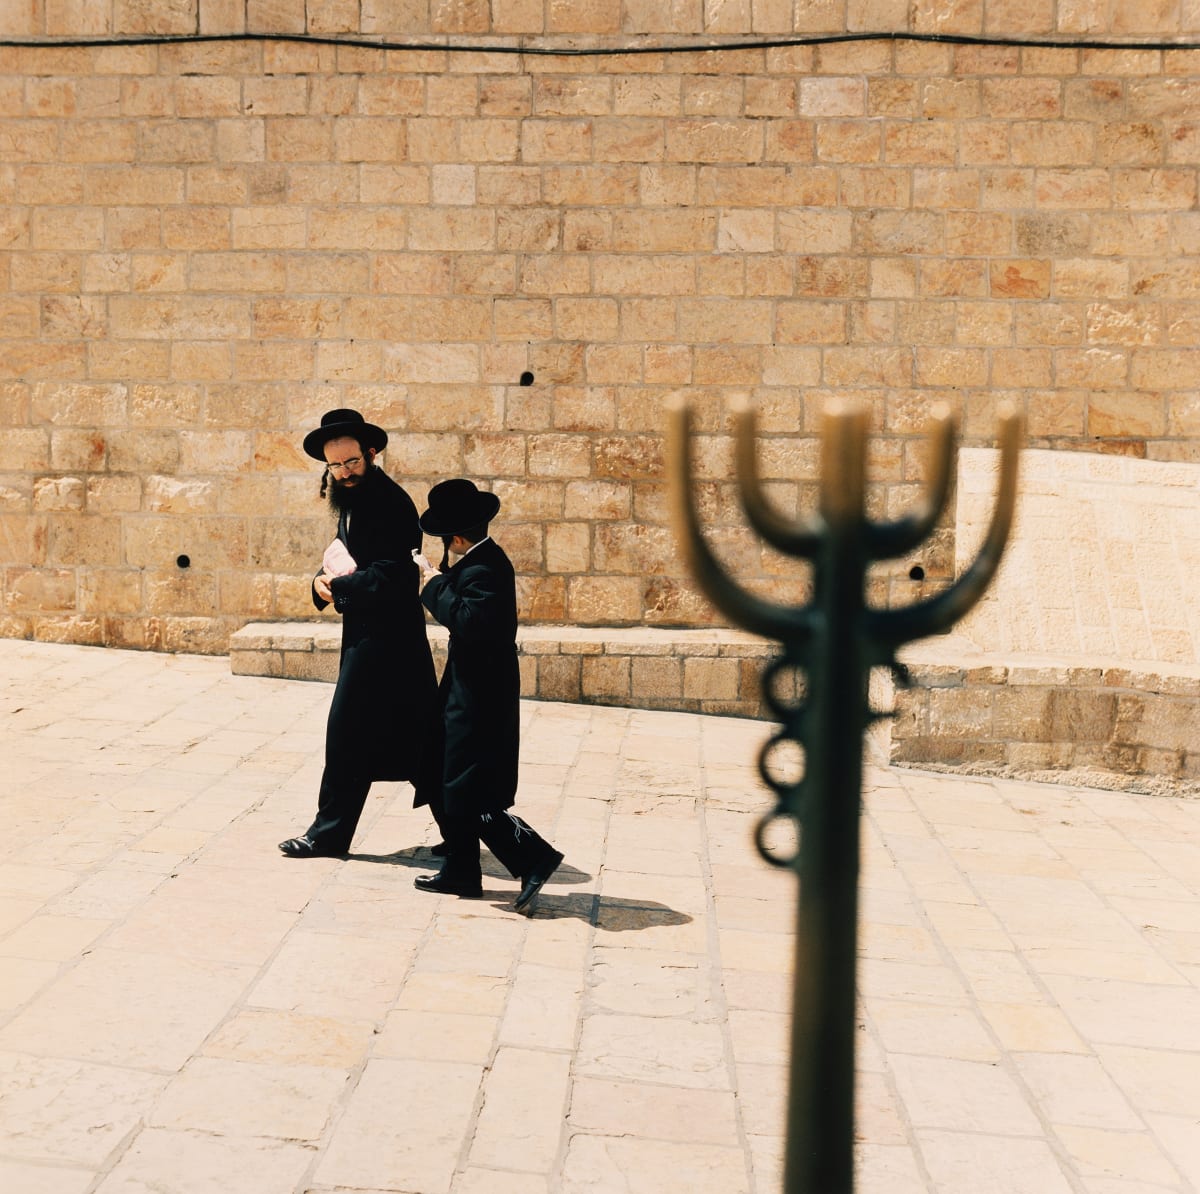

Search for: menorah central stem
xmin=785 ymin=422 xmax=868 ymax=1192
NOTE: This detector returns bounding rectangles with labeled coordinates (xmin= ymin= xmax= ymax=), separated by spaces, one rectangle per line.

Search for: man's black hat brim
xmin=303 ymin=409 xmax=389 ymax=460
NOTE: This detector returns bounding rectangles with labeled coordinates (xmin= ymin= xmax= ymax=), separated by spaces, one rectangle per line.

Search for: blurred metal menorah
xmin=666 ymin=397 xmax=1021 ymax=1193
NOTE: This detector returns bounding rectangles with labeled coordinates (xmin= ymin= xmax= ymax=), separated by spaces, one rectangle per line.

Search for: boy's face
xmin=446 ymin=534 xmax=470 ymax=558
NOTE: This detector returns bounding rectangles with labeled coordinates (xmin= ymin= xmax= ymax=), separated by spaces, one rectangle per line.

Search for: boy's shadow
xmin=348 ymin=846 xmax=692 ymax=930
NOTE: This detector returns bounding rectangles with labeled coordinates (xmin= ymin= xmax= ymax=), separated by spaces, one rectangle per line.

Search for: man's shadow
xmin=348 ymin=846 xmax=692 ymax=930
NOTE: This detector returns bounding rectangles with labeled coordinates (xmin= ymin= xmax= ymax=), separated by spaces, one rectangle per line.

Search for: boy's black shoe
xmin=515 ymin=850 xmax=564 ymax=915
xmin=414 ymin=869 xmax=482 ymax=898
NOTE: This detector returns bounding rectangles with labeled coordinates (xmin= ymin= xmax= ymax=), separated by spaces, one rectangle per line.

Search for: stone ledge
xmin=232 ymin=623 xmax=1200 ymax=791
xmin=229 ymin=621 xmax=779 ymax=719
xmin=881 ymin=635 xmax=1200 ymax=794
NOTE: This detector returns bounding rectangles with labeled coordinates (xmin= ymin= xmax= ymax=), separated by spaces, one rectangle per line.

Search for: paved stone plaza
xmin=2 ymin=639 xmax=1199 ymax=1193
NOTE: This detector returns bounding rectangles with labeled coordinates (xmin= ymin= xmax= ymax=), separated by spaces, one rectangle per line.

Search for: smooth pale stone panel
xmin=569 ymin=1077 xmax=740 ymax=1145
xmin=857 ymin=958 xmax=970 ymax=1006
xmin=726 ymin=1007 xmax=791 ymax=1067
xmin=201 ymin=1009 xmax=375 ymax=1068
xmin=92 ymin=1128 xmax=313 ymax=1194
xmin=498 ymin=962 xmax=582 ymax=1050
xmin=1012 ymin=1052 xmax=1141 ymax=1130
xmin=0 ymin=1160 xmax=93 ymax=1194
xmin=721 ymin=967 xmax=789 ymax=1014
xmin=517 ymin=910 xmax=593 ymax=969
xmin=714 ymin=927 xmax=794 ymax=974
xmin=0 ymin=950 xmax=254 ymax=1071
xmin=576 ymin=1013 xmax=729 ymax=1090
xmin=853 ymin=1143 xmax=927 ymax=1194
xmin=315 ymin=1059 xmax=483 ymax=1194
xmin=0 ymin=1053 xmax=167 ymax=1167
xmin=561 ymin=1135 xmax=751 ymax=1194
xmin=0 ymin=957 xmax=60 ymax=1011
xmin=374 ymin=1009 xmax=499 ymax=1065
xmin=101 ymin=894 xmax=296 ymax=966
xmin=588 ymin=947 xmax=716 ymax=1018
xmin=890 ymin=1056 xmax=1042 ymax=1136
xmin=1142 ymin=1114 xmax=1200 ymax=1190
xmin=0 ymin=865 xmax=79 ymax=899
xmin=855 ymin=1070 xmax=910 ymax=1147
xmin=0 ymin=898 xmax=43 ymax=935
xmin=734 ymin=1061 xmax=787 ymax=1137
xmin=48 ymin=867 xmax=165 ymax=919
xmin=1038 ymin=974 xmax=1200 ymax=1049
xmin=166 ymin=860 xmax=327 ymax=914
xmin=247 ymin=930 xmax=417 ymax=1020
xmin=1054 ymin=1125 xmax=1181 ymax=1187
xmin=866 ymin=999 xmax=1001 ymax=1062
xmin=453 ymin=1171 xmax=550 ymax=1194
xmin=916 ymin=1130 xmax=1074 ymax=1194
xmin=952 ymin=949 xmax=1045 ymax=1004
xmin=978 ymin=1002 xmax=1088 ymax=1053
xmin=469 ymin=1047 xmax=571 ymax=1171
xmin=0 ymin=914 xmax=110 ymax=961
xmin=1095 ymin=1043 xmax=1200 ymax=1117
xmin=394 ymin=970 xmax=511 ymax=1016
xmin=148 ymin=1058 xmax=349 ymax=1140
xmin=1023 ymin=943 xmax=1185 ymax=984
xmin=412 ymin=913 xmax=526 ymax=977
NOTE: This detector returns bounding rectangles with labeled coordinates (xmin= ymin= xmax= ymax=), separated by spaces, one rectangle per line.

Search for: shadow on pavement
xmin=347 ymin=849 xmax=692 ymax=929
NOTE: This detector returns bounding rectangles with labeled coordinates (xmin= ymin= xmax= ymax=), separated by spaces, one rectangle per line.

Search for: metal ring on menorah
xmin=760 ymin=653 xmax=810 ymax=722
xmin=755 ymin=729 xmax=806 ymax=868
xmin=754 ymin=807 xmax=803 ymax=869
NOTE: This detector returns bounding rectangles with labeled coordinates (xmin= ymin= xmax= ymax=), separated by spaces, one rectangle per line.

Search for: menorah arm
xmin=868 ymin=409 xmax=1022 ymax=649
xmin=666 ymin=398 xmax=815 ymax=643
xmin=732 ymin=398 xmax=823 ymax=556
xmin=865 ymin=408 xmax=955 ymax=560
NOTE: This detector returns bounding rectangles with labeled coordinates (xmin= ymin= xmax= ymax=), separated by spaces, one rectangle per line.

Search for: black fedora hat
xmin=419 ymin=478 xmax=501 ymax=536
xmin=302 ymin=408 xmax=388 ymax=460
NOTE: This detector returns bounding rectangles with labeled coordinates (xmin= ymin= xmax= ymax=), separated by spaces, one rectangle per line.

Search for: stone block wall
xmin=230 ymin=622 xmax=780 ymax=719
xmin=3 ymin=3 xmax=1200 ymax=656
xmin=956 ymin=448 xmax=1200 ymax=664
xmin=885 ymin=642 xmax=1200 ymax=787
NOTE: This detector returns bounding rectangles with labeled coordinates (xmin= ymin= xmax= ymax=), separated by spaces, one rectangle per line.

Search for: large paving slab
xmin=1 ymin=639 xmax=1199 ymax=1192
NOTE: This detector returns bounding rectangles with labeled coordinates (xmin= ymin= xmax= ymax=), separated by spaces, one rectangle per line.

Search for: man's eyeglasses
xmin=325 ymin=457 xmax=362 ymax=475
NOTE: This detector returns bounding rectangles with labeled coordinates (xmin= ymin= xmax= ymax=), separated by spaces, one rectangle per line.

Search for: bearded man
xmin=278 ymin=408 xmax=441 ymax=858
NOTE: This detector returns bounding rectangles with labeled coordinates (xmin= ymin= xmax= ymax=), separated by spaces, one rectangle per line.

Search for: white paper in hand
xmin=322 ymin=538 xmax=357 ymax=577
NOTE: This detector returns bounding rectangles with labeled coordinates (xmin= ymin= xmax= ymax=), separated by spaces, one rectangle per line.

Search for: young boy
xmin=413 ymin=478 xmax=564 ymax=915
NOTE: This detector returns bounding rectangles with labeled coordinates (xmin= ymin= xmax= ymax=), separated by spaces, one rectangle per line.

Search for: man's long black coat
xmin=313 ymin=466 xmax=437 ymax=788
xmin=419 ymin=537 xmax=520 ymax=818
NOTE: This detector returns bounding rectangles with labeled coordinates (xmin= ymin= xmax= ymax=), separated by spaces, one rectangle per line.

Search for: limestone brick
xmin=6 ymin=567 xmax=76 ymax=612
xmin=32 ymin=476 xmax=85 ymax=512
xmin=79 ymin=568 xmax=142 ymax=615
xmin=505 ymin=579 xmax=557 ymax=629
xmin=580 ymin=654 xmax=631 ymax=700
xmin=626 ymin=654 xmax=681 ymax=701
xmin=568 ymin=576 xmax=642 ymax=623
xmin=87 ymin=475 xmax=141 ymax=513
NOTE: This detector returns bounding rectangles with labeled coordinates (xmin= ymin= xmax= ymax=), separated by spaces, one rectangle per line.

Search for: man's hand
xmin=313 ymin=572 xmax=334 ymax=603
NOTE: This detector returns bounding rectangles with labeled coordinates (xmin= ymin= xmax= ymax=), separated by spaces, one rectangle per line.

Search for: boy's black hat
xmin=303 ymin=408 xmax=388 ymax=460
xmin=419 ymin=479 xmax=501 ymax=536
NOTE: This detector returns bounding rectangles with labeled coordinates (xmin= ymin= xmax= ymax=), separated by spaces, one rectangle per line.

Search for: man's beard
xmin=325 ymin=468 xmax=371 ymax=514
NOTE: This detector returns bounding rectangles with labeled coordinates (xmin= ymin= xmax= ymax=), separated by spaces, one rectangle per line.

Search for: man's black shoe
xmin=514 ymin=850 xmax=564 ymax=915
xmin=414 ymin=869 xmax=482 ymax=898
xmin=279 ymin=835 xmax=322 ymax=858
